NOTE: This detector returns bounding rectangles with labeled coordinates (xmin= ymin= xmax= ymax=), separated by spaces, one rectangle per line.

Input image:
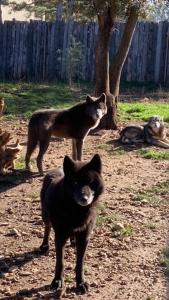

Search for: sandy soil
xmin=0 ymin=119 xmax=169 ymax=300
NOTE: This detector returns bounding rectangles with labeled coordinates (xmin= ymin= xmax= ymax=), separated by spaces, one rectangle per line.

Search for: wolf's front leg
xmin=75 ymin=230 xmax=89 ymax=294
xmin=39 ymin=222 xmax=51 ymax=254
xmin=72 ymin=139 xmax=77 ymax=160
xmin=37 ymin=137 xmax=50 ymax=175
xmin=75 ymin=139 xmax=84 ymax=161
xmin=51 ymin=234 xmax=67 ymax=291
xmin=152 ymin=139 xmax=169 ymax=149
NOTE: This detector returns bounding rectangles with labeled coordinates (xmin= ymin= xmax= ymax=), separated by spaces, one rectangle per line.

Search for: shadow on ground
xmin=107 ymin=138 xmax=149 ymax=152
xmin=0 ymin=246 xmax=77 ymax=299
xmin=0 ymin=170 xmax=41 ymax=194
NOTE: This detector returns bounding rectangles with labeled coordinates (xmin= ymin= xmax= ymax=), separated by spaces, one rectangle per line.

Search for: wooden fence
xmin=0 ymin=20 xmax=169 ymax=84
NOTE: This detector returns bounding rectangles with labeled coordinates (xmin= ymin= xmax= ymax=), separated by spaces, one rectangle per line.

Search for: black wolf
xmin=39 ymin=154 xmax=104 ymax=295
xmin=25 ymin=93 xmax=107 ymax=174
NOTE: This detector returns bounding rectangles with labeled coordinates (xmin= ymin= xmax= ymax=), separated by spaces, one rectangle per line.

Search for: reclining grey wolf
xmin=39 ymin=154 xmax=104 ymax=296
xmin=25 ymin=93 xmax=107 ymax=175
xmin=120 ymin=116 xmax=169 ymax=148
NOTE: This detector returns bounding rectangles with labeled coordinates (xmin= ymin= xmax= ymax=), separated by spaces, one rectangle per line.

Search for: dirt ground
xmin=0 ymin=119 xmax=169 ymax=300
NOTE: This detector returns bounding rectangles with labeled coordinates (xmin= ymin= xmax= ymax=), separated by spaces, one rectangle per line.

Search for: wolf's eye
xmin=98 ymin=104 xmax=103 ymax=109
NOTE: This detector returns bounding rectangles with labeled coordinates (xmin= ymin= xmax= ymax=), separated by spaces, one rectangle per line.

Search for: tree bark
xmin=109 ymin=6 xmax=139 ymax=99
xmin=95 ymin=7 xmax=117 ymax=129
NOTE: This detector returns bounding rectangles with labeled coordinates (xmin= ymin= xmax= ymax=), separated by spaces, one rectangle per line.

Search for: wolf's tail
xmin=25 ymin=115 xmax=39 ymax=168
xmin=27 ymin=116 xmax=39 ymax=152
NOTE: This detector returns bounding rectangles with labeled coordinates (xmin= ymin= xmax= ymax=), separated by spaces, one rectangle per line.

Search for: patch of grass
xmin=97 ymin=212 xmax=120 ymax=226
xmin=15 ymin=156 xmax=35 ymax=170
xmin=15 ymin=156 xmax=25 ymax=170
xmin=1 ymin=81 xmax=169 ymax=124
xmin=145 ymin=296 xmax=156 ymax=300
xmin=144 ymin=223 xmax=159 ymax=231
xmin=97 ymin=203 xmax=121 ymax=226
xmin=65 ymin=274 xmax=73 ymax=283
xmin=96 ymin=144 xmax=112 ymax=151
xmin=119 ymin=102 xmax=169 ymax=122
xmin=121 ymin=224 xmax=134 ymax=237
xmin=138 ymin=148 xmax=169 ymax=160
xmin=96 ymin=144 xmax=126 ymax=156
xmin=0 ymin=81 xmax=91 ymax=119
xmin=160 ymin=247 xmax=169 ymax=276
xmin=133 ymin=181 xmax=169 ymax=205
xmin=112 ymin=148 xmax=126 ymax=156
xmin=31 ymin=192 xmax=39 ymax=202
xmin=111 ymin=223 xmax=134 ymax=238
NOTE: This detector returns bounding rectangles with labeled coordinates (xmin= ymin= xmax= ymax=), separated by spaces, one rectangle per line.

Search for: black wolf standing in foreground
xmin=39 ymin=154 xmax=104 ymax=295
xmin=25 ymin=93 xmax=107 ymax=174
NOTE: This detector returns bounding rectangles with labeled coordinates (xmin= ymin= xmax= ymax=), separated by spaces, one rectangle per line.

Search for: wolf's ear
xmin=87 ymin=154 xmax=102 ymax=174
xmin=86 ymin=95 xmax=94 ymax=104
xmin=63 ymin=155 xmax=75 ymax=175
xmin=98 ymin=93 xmax=106 ymax=104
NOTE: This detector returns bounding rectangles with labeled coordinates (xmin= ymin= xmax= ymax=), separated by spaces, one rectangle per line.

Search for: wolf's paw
xmin=25 ymin=164 xmax=33 ymax=173
xmin=39 ymin=244 xmax=49 ymax=255
xmin=39 ymin=171 xmax=44 ymax=176
xmin=76 ymin=282 xmax=89 ymax=294
xmin=50 ymin=279 xmax=63 ymax=290
xmin=50 ymin=279 xmax=64 ymax=299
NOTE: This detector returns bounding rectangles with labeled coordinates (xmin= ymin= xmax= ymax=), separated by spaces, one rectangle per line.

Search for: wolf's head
xmin=85 ymin=93 xmax=107 ymax=121
xmin=63 ymin=154 xmax=104 ymax=207
xmin=148 ymin=115 xmax=164 ymax=134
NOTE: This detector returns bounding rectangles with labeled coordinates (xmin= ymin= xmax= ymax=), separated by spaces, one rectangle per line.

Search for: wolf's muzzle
xmin=74 ymin=185 xmax=94 ymax=206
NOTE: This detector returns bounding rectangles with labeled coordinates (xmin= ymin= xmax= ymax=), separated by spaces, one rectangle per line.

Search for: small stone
xmin=8 ymin=266 xmax=18 ymax=273
xmin=37 ymin=291 xmax=55 ymax=297
xmin=112 ymin=223 xmax=124 ymax=231
xmin=6 ymin=228 xmax=21 ymax=237
xmin=2 ymin=287 xmax=13 ymax=296
xmin=132 ymin=201 xmax=141 ymax=206
xmin=141 ymin=199 xmax=149 ymax=204
xmin=37 ymin=232 xmax=44 ymax=238
xmin=19 ymin=271 xmax=32 ymax=276
xmin=0 ymin=222 xmax=9 ymax=226
xmin=31 ymin=229 xmax=43 ymax=238
xmin=6 ymin=208 xmax=13 ymax=214
xmin=16 ymin=256 xmax=25 ymax=263
xmin=90 ymin=281 xmax=99 ymax=288
xmin=21 ymin=231 xmax=29 ymax=236
xmin=120 ymin=280 xmax=127 ymax=285
xmin=32 ymin=267 xmax=39 ymax=273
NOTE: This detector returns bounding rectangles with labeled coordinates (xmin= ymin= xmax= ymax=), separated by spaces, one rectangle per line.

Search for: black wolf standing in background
xmin=39 ymin=154 xmax=104 ymax=295
xmin=25 ymin=93 xmax=107 ymax=174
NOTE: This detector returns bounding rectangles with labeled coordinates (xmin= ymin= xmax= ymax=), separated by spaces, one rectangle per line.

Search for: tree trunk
xmin=109 ymin=7 xmax=139 ymax=99
xmin=95 ymin=8 xmax=117 ymax=130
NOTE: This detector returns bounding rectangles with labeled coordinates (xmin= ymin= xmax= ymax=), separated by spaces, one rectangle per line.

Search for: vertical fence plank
xmin=0 ymin=20 xmax=168 ymax=84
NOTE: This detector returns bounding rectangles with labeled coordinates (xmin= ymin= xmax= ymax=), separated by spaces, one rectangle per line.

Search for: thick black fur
xmin=25 ymin=93 xmax=107 ymax=174
xmin=39 ymin=154 xmax=104 ymax=295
